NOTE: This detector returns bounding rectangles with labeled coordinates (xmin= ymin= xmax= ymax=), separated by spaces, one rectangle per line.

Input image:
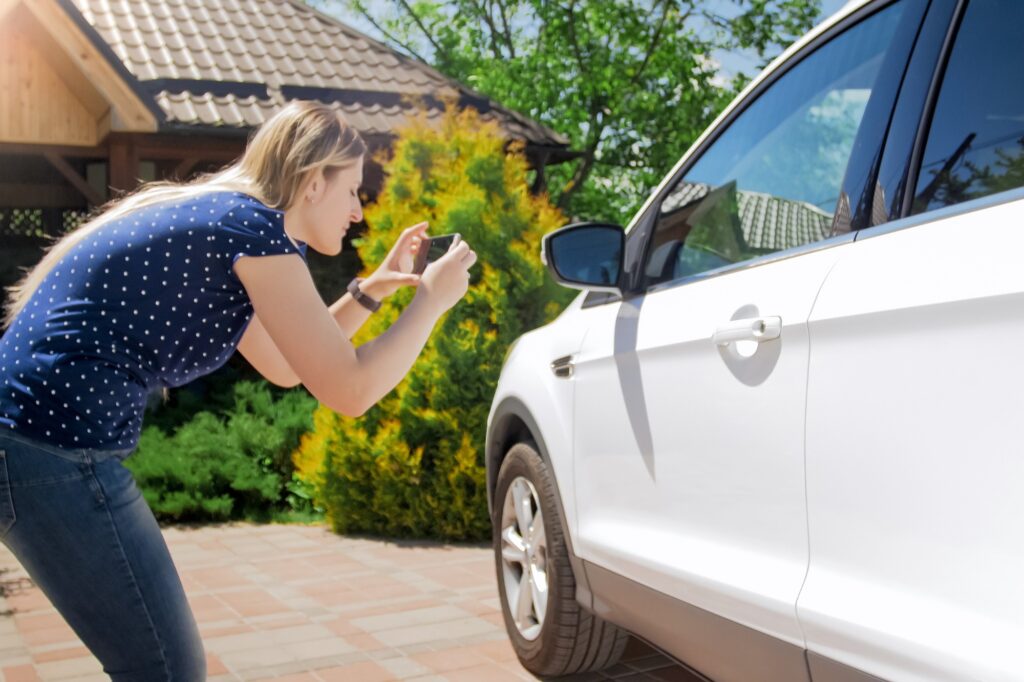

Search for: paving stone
xmin=371 ymin=616 xmax=497 ymax=648
xmin=0 ymin=522 xmax=692 ymax=680
xmin=350 ymin=605 xmax=472 ymax=633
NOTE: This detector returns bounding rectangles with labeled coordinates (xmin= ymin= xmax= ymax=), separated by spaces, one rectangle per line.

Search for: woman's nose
xmin=351 ymin=197 xmax=363 ymax=223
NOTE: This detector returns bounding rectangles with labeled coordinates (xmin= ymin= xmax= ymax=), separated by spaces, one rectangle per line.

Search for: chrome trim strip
xmin=637 ymin=187 xmax=1024 ymax=299
xmin=857 ymin=186 xmax=1024 ymax=242
xmin=642 ymin=231 xmax=857 ymax=297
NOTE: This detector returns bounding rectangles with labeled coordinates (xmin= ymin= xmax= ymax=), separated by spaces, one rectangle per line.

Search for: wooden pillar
xmin=41 ymin=207 xmax=62 ymax=235
xmin=108 ymin=136 xmax=139 ymax=196
xmin=529 ymin=148 xmax=551 ymax=196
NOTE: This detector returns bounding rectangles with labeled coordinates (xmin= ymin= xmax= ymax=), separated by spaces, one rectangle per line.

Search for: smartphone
xmin=413 ymin=233 xmax=460 ymax=275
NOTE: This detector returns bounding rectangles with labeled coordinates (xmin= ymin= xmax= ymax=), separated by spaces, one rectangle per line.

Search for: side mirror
xmin=541 ymin=222 xmax=625 ymax=294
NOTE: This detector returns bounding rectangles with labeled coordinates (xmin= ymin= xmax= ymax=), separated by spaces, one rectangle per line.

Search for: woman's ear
xmin=304 ymin=167 xmax=327 ymax=204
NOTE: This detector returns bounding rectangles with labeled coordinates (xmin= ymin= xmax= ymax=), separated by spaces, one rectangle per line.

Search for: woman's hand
xmin=362 ymin=222 xmax=430 ymax=300
xmin=414 ymin=234 xmax=477 ymax=315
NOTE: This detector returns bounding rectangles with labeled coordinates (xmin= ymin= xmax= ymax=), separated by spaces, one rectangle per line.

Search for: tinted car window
xmin=643 ymin=1 xmax=907 ymax=288
xmin=912 ymin=1 xmax=1024 ymax=214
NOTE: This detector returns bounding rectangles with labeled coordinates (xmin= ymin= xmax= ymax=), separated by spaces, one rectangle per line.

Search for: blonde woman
xmin=0 ymin=100 xmax=476 ymax=681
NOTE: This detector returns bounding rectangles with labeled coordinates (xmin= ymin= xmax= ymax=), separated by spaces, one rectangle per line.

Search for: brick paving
xmin=0 ymin=523 xmax=699 ymax=681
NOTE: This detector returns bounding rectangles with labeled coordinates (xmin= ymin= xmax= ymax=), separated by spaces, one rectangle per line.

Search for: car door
xmin=799 ymin=2 xmax=1024 ymax=680
xmin=570 ymin=2 xmax=929 ymax=679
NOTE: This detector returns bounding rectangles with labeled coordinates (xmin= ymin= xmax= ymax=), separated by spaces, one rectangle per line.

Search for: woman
xmin=0 ymin=100 xmax=476 ymax=680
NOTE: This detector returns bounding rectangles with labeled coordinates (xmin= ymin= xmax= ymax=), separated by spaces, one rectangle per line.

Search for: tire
xmin=493 ymin=441 xmax=629 ymax=677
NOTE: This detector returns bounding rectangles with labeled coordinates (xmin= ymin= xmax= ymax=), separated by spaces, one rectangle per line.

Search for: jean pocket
xmin=0 ymin=450 xmax=15 ymax=537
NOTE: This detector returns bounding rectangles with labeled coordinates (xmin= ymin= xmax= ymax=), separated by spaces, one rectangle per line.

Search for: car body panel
xmin=486 ymin=294 xmax=589 ymax=536
xmin=800 ymin=192 xmax=1024 ymax=681
xmin=571 ymin=244 xmax=845 ymax=652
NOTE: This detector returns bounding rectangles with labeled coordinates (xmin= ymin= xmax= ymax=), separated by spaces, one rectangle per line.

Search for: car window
xmin=911 ymin=1 xmax=1024 ymax=214
xmin=642 ymin=0 xmax=908 ymax=289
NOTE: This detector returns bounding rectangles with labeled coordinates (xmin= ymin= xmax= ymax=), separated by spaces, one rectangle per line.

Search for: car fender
xmin=487 ymin=306 xmax=592 ymax=608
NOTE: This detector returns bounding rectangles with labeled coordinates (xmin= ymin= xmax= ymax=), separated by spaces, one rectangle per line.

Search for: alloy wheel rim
xmin=500 ymin=476 xmax=548 ymax=641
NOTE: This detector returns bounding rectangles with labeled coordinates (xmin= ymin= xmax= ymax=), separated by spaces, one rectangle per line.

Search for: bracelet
xmin=347 ymin=277 xmax=382 ymax=312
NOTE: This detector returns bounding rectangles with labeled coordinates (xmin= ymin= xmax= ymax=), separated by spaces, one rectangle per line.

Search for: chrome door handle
xmin=713 ymin=316 xmax=782 ymax=346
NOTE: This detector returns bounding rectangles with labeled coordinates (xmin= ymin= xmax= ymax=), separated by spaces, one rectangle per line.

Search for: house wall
xmin=0 ymin=7 xmax=104 ymax=146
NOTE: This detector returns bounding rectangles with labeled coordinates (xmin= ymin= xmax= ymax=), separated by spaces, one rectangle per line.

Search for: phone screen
xmin=414 ymin=233 xmax=459 ymax=275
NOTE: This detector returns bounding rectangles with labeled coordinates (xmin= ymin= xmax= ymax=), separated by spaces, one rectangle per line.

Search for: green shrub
xmin=128 ymin=380 xmax=319 ymax=522
xmin=293 ymin=105 xmax=575 ymax=541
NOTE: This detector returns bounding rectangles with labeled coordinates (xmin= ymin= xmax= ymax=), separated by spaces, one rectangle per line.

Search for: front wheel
xmin=493 ymin=442 xmax=628 ymax=677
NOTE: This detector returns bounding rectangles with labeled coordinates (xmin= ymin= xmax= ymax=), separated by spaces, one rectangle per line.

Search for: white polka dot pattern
xmin=0 ymin=191 xmax=307 ymax=451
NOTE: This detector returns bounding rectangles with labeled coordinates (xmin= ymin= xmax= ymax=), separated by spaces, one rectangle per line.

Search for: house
xmin=0 ymin=0 xmax=571 ymax=240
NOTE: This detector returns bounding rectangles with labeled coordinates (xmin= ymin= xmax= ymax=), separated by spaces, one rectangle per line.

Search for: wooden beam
xmin=20 ymin=0 xmax=157 ymax=133
xmin=126 ymin=134 xmax=244 ymax=160
xmin=42 ymin=151 xmax=104 ymax=206
xmin=0 ymin=142 xmax=106 ymax=157
xmin=0 ymin=182 xmax=86 ymax=207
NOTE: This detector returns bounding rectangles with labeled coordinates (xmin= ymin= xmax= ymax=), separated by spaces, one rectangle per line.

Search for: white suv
xmin=485 ymin=1 xmax=1024 ymax=680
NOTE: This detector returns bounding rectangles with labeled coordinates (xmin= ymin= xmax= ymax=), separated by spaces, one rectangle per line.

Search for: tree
xmin=320 ymin=0 xmax=821 ymax=224
xmin=292 ymin=105 xmax=576 ymax=540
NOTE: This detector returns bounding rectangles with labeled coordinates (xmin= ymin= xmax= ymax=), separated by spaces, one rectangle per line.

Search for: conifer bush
xmin=127 ymin=380 xmax=318 ymax=522
xmin=293 ymin=105 xmax=576 ymax=540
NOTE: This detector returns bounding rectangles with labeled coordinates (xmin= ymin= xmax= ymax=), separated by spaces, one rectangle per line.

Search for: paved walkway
xmin=0 ymin=523 xmax=697 ymax=681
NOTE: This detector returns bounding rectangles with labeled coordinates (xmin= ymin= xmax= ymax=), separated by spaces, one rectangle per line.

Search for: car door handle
xmin=713 ymin=316 xmax=782 ymax=346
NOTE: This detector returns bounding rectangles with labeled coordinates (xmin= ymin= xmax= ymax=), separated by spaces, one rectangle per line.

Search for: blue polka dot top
xmin=0 ymin=191 xmax=308 ymax=452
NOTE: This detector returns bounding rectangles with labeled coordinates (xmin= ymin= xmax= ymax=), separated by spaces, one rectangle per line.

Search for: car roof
xmin=624 ymin=0 xmax=874 ymax=233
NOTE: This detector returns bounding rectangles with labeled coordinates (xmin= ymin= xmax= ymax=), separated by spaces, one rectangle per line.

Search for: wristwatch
xmin=347 ymin=277 xmax=382 ymax=312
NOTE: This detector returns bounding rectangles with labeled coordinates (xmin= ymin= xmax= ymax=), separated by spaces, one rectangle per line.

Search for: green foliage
xmin=334 ymin=0 xmax=821 ymax=224
xmin=294 ymin=106 xmax=575 ymax=540
xmin=128 ymin=380 xmax=319 ymax=522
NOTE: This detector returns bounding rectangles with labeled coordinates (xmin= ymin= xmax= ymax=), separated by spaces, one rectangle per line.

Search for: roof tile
xmin=70 ymin=0 xmax=568 ymax=146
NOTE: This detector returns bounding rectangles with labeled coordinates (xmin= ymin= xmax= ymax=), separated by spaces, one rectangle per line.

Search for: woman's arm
xmin=236 ymin=312 xmax=302 ymax=388
xmin=235 ymin=278 xmax=388 ymax=388
xmin=329 ymin=278 xmax=387 ymax=339
xmin=237 ymin=224 xmax=429 ymax=385
xmin=233 ymin=237 xmax=476 ymax=416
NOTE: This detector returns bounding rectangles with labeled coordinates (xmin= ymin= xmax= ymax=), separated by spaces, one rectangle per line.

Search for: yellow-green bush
xmin=293 ymin=105 xmax=576 ymax=540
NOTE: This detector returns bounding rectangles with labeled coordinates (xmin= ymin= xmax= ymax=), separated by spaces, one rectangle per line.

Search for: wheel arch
xmin=486 ymin=395 xmax=593 ymax=610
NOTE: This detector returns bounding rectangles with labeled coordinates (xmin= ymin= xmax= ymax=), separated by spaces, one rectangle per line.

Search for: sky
xmin=319 ymin=0 xmax=853 ymax=81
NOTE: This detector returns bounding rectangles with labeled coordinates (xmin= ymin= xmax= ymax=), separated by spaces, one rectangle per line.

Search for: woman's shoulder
xmin=207 ymin=191 xmax=285 ymax=223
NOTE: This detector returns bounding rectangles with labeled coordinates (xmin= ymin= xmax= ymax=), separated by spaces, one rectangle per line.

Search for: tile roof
xmin=661 ymin=180 xmax=833 ymax=253
xmin=66 ymin=0 xmax=569 ymax=148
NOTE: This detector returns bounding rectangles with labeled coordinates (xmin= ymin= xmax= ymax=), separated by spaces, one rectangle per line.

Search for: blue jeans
xmin=0 ymin=429 xmax=206 ymax=681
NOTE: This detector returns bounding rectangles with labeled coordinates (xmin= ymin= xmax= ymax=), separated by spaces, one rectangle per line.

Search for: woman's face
xmin=287 ymin=155 xmax=364 ymax=255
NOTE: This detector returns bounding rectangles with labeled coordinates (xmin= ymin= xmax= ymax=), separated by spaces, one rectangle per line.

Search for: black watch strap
xmin=347 ymin=277 xmax=381 ymax=312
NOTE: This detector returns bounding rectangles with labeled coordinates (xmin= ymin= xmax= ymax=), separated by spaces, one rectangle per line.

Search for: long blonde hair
xmin=3 ymin=100 xmax=365 ymax=329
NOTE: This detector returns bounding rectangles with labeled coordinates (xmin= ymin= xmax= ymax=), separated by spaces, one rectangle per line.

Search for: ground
xmin=0 ymin=523 xmax=697 ymax=681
